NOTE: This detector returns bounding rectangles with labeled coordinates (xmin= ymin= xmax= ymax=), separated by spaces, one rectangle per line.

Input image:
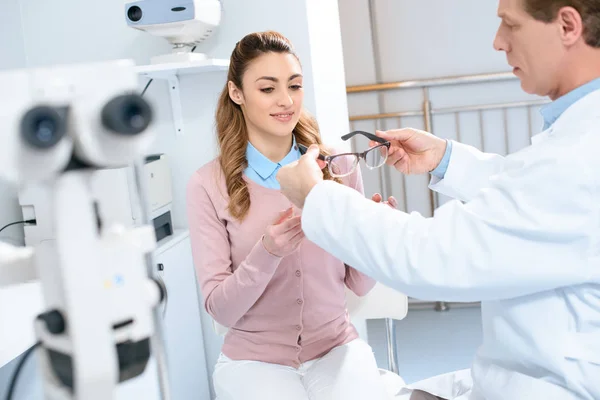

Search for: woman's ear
xmin=228 ymin=81 xmax=244 ymax=105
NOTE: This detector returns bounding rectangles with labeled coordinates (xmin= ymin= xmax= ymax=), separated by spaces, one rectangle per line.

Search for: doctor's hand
xmin=262 ymin=208 xmax=304 ymax=257
xmin=276 ymin=144 xmax=324 ymax=209
xmin=370 ymin=128 xmax=447 ymax=175
xmin=371 ymin=193 xmax=398 ymax=209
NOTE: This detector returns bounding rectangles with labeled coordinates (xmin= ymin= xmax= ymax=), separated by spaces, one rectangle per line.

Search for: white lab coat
xmin=301 ymin=89 xmax=600 ymax=400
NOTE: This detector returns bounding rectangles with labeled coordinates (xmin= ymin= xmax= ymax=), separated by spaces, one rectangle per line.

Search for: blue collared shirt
xmin=540 ymin=77 xmax=600 ymax=130
xmin=432 ymin=77 xmax=600 ymax=179
xmin=431 ymin=140 xmax=453 ymax=179
xmin=244 ymin=136 xmax=300 ymax=189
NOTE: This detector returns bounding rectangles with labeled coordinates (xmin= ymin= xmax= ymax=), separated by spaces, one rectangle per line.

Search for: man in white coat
xmin=277 ymin=0 xmax=600 ymax=399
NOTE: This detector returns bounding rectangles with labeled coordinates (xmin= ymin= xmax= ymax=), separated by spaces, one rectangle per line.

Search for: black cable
xmin=5 ymin=341 xmax=41 ymax=400
xmin=141 ymin=78 xmax=153 ymax=97
xmin=0 ymin=219 xmax=36 ymax=234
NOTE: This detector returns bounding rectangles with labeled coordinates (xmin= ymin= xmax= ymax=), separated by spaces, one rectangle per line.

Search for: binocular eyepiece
xmin=101 ymin=94 xmax=153 ymax=136
xmin=21 ymin=106 xmax=69 ymax=150
xmin=20 ymin=93 xmax=153 ymax=150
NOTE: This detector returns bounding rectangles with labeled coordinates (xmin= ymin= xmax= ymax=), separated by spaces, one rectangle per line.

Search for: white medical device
xmin=124 ymin=0 xmax=222 ymax=64
xmin=0 ymin=60 xmax=169 ymax=399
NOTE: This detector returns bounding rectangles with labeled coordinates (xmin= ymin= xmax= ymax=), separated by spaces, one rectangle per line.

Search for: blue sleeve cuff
xmin=430 ymin=140 xmax=452 ymax=179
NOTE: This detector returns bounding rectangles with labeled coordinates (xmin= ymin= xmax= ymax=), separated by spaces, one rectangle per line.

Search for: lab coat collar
xmin=551 ymin=87 xmax=600 ymax=134
xmin=245 ymin=135 xmax=299 ymax=180
xmin=540 ymin=77 xmax=600 ymax=130
xmin=532 ymin=88 xmax=600 ymax=145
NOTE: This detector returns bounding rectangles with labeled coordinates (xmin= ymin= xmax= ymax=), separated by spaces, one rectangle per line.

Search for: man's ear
xmin=557 ymin=6 xmax=584 ymax=46
xmin=228 ymin=81 xmax=244 ymax=105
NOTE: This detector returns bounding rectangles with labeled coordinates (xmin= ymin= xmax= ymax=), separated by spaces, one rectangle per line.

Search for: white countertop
xmin=0 ymin=281 xmax=43 ymax=368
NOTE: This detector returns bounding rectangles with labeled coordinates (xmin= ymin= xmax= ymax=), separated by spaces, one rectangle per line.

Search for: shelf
xmin=136 ymin=59 xmax=229 ymax=136
xmin=135 ymin=59 xmax=229 ymax=80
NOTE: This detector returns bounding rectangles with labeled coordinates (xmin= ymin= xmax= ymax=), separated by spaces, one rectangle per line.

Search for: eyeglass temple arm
xmin=341 ymin=130 xmax=388 ymax=144
xmin=297 ymin=144 xmax=327 ymax=161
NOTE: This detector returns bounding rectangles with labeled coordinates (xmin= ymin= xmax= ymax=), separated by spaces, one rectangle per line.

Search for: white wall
xmin=0 ymin=0 xmax=28 ymax=246
xmin=0 ymin=0 xmax=27 ymax=71
xmin=17 ymin=0 xmax=172 ymax=68
xmin=305 ymin=0 xmax=351 ymax=150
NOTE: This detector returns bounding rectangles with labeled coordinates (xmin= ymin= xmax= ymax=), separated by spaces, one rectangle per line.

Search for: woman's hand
xmin=371 ymin=193 xmax=398 ymax=209
xmin=262 ymin=208 xmax=305 ymax=257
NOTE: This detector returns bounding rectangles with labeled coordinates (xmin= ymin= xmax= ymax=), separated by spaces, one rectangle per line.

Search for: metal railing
xmin=347 ymin=71 xmax=547 ymax=136
xmin=347 ymin=71 xmax=518 ymax=93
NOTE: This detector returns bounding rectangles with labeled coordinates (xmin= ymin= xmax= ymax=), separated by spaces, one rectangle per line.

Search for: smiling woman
xmin=214 ymin=31 xmax=340 ymax=220
xmin=185 ymin=31 xmax=390 ymax=400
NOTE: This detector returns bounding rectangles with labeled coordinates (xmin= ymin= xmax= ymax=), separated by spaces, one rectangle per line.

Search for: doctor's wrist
xmin=430 ymin=139 xmax=452 ymax=179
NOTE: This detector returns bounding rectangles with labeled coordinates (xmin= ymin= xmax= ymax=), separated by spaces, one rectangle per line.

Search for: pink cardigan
xmin=186 ymin=157 xmax=375 ymax=368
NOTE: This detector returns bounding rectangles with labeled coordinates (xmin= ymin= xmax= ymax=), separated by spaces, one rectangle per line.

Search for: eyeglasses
xmin=297 ymin=130 xmax=390 ymax=178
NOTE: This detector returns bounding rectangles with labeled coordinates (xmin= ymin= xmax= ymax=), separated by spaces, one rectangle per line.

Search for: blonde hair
xmin=216 ymin=31 xmax=339 ymax=221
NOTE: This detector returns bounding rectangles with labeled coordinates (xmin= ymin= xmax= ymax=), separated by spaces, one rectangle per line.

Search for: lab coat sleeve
xmin=301 ymin=152 xmax=598 ymax=302
xmin=339 ymin=159 xmax=376 ymax=297
xmin=429 ymin=140 xmax=506 ymax=202
xmin=186 ymin=174 xmax=282 ymax=328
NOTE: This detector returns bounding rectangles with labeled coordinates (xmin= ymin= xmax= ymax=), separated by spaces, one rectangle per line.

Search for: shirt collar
xmin=540 ymin=77 xmax=600 ymax=130
xmin=246 ymin=136 xmax=300 ymax=180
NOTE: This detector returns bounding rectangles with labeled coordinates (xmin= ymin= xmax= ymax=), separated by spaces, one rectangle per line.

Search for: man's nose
xmin=493 ymin=28 xmax=508 ymax=52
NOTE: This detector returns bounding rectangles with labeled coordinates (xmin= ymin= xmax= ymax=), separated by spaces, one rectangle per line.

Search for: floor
xmin=367 ymin=305 xmax=483 ymax=384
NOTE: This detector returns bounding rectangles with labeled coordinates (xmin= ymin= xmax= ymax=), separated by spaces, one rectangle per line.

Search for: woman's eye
xmin=290 ymin=85 xmax=303 ymax=90
xmin=260 ymin=88 xmax=274 ymax=93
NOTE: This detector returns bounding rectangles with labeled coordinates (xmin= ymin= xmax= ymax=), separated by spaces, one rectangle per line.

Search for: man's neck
xmin=550 ymin=48 xmax=600 ymax=100
xmin=247 ymin=129 xmax=293 ymax=163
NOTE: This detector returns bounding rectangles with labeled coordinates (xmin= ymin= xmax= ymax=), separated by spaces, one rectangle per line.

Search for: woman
xmin=186 ymin=31 xmax=390 ymax=400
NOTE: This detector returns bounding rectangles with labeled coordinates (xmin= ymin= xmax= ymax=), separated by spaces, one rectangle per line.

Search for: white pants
xmin=394 ymin=369 xmax=472 ymax=400
xmin=213 ymin=338 xmax=391 ymax=400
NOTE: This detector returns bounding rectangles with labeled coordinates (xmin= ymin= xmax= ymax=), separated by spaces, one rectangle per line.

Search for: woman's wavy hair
xmin=216 ymin=30 xmax=339 ymax=221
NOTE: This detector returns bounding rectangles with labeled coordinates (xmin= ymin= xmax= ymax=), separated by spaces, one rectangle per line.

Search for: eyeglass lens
xmin=365 ymin=145 xmax=388 ymax=169
xmin=328 ymin=155 xmax=358 ymax=178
